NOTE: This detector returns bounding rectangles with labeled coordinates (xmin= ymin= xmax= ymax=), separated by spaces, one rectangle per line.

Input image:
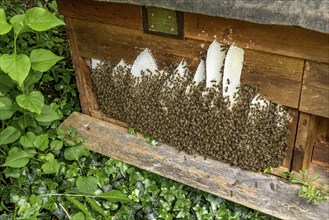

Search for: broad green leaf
xmin=34 ymin=105 xmax=60 ymax=123
xmin=41 ymin=158 xmax=60 ymax=174
xmin=24 ymin=70 xmax=43 ymax=87
xmin=20 ymin=132 xmax=36 ymax=148
xmin=71 ymin=212 xmax=85 ymax=220
xmin=24 ymin=7 xmax=65 ymax=31
xmin=85 ymin=197 xmax=106 ymax=217
xmin=3 ymin=167 xmax=21 ymax=178
xmin=15 ymin=114 xmax=38 ymax=130
xmin=0 ymin=9 xmax=12 ymax=35
xmin=16 ymin=91 xmax=44 ymax=114
xmin=0 ymin=54 xmax=31 ymax=87
xmin=10 ymin=14 xmax=31 ymax=36
xmin=30 ymin=49 xmax=63 ymax=72
xmin=64 ymin=145 xmax=90 ymax=161
xmin=33 ymin=134 xmax=48 ymax=151
xmin=30 ymin=195 xmax=42 ymax=207
xmin=0 ymin=126 xmax=21 ymax=145
xmin=65 ymin=196 xmax=93 ymax=219
xmin=76 ymin=176 xmax=98 ymax=195
xmin=2 ymin=147 xmax=31 ymax=168
xmin=97 ymin=191 xmax=130 ymax=203
xmin=0 ymin=97 xmax=15 ymax=120
xmin=50 ymin=140 xmax=63 ymax=151
xmin=0 ymin=72 xmax=14 ymax=96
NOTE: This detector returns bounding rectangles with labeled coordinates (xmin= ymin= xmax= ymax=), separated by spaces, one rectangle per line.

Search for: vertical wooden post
xmin=64 ymin=17 xmax=98 ymax=115
xmin=291 ymin=112 xmax=318 ymax=171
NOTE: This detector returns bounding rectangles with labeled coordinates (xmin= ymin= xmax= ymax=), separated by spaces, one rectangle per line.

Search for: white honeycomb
xmin=206 ymin=40 xmax=226 ymax=88
xmin=131 ymin=48 xmax=158 ymax=78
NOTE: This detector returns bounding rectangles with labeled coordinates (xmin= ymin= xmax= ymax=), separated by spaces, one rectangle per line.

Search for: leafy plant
xmin=281 ymin=169 xmax=328 ymax=205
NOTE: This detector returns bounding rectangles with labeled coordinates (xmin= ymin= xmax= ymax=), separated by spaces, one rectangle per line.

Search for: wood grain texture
xmin=57 ymin=0 xmax=142 ymax=29
xmin=69 ymin=18 xmax=303 ymax=107
xmin=184 ymin=13 xmax=329 ymax=63
xmin=60 ymin=112 xmax=329 ymax=220
xmin=282 ymin=110 xmax=299 ymax=168
xmin=292 ymin=113 xmax=318 ymax=171
xmin=65 ymin=18 xmax=98 ymax=114
xmin=299 ymin=85 xmax=329 ymax=118
xmin=312 ymin=140 xmax=329 ymax=168
xmin=303 ymin=61 xmax=329 ymax=90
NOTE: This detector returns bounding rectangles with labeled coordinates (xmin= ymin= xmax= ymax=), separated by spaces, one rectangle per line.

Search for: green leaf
xmin=65 ymin=196 xmax=93 ymax=219
xmin=64 ymin=145 xmax=90 ymax=161
xmin=24 ymin=7 xmax=65 ymax=31
xmin=0 ymin=97 xmax=15 ymax=120
xmin=85 ymin=197 xmax=106 ymax=217
xmin=30 ymin=195 xmax=42 ymax=207
xmin=10 ymin=14 xmax=31 ymax=36
xmin=20 ymin=132 xmax=36 ymax=148
xmin=50 ymin=140 xmax=63 ymax=151
xmin=3 ymin=167 xmax=21 ymax=178
xmin=76 ymin=176 xmax=98 ymax=195
xmin=71 ymin=212 xmax=85 ymax=220
xmin=0 ymin=126 xmax=21 ymax=145
xmin=41 ymin=158 xmax=60 ymax=174
xmin=30 ymin=49 xmax=63 ymax=72
xmin=16 ymin=91 xmax=44 ymax=114
xmin=0 ymin=54 xmax=31 ymax=87
xmin=33 ymin=134 xmax=49 ymax=151
xmin=97 ymin=191 xmax=130 ymax=203
xmin=0 ymin=9 xmax=12 ymax=35
xmin=2 ymin=147 xmax=32 ymax=168
xmin=24 ymin=70 xmax=43 ymax=87
xmin=0 ymin=72 xmax=15 ymax=96
xmin=34 ymin=105 xmax=60 ymax=123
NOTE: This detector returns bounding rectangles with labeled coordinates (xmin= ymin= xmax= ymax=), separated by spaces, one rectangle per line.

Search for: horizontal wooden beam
xmin=60 ymin=112 xmax=329 ymax=220
xmin=184 ymin=13 xmax=329 ymax=63
xmin=299 ymin=85 xmax=329 ymax=118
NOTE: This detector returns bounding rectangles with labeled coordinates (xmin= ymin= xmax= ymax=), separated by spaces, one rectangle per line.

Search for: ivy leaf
xmin=33 ymin=134 xmax=49 ymax=151
xmin=34 ymin=105 xmax=61 ymax=123
xmin=71 ymin=212 xmax=85 ymax=220
xmin=16 ymin=91 xmax=44 ymax=114
xmin=41 ymin=158 xmax=60 ymax=174
xmin=0 ymin=72 xmax=15 ymax=96
xmin=50 ymin=140 xmax=63 ymax=151
xmin=0 ymin=54 xmax=31 ymax=87
xmin=30 ymin=49 xmax=63 ymax=72
xmin=2 ymin=147 xmax=33 ymax=168
xmin=0 ymin=126 xmax=21 ymax=145
xmin=24 ymin=7 xmax=65 ymax=31
xmin=10 ymin=14 xmax=31 ymax=36
xmin=97 ymin=191 xmax=130 ymax=203
xmin=0 ymin=9 xmax=12 ymax=35
xmin=20 ymin=131 xmax=36 ymax=148
xmin=0 ymin=97 xmax=15 ymax=120
xmin=64 ymin=145 xmax=90 ymax=161
xmin=76 ymin=176 xmax=98 ymax=195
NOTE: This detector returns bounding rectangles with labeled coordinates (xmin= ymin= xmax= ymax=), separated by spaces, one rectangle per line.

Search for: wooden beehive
xmin=57 ymin=0 xmax=329 ymax=219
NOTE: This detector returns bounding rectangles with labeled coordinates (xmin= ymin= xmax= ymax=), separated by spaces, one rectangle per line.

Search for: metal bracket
xmin=141 ymin=6 xmax=184 ymax=39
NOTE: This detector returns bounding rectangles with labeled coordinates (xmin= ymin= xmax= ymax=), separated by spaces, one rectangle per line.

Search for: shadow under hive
xmin=91 ymin=61 xmax=289 ymax=171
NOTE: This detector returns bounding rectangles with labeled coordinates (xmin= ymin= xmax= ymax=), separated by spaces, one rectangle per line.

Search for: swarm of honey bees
xmin=91 ymin=41 xmax=289 ymax=171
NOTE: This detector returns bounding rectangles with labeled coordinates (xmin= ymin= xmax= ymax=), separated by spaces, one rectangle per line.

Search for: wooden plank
xmin=57 ymin=0 xmax=142 ymax=30
xmin=282 ymin=110 xmax=299 ymax=168
xmin=292 ymin=113 xmax=318 ymax=171
xmin=184 ymin=13 xmax=329 ymax=63
xmin=303 ymin=61 xmax=329 ymax=90
xmin=312 ymin=139 xmax=329 ymax=168
xmin=60 ymin=112 xmax=329 ymax=220
xmin=65 ymin=18 xmax=98 ymax=115
xmin=70 ymin=18 xmax=303 ymax=107
xmin=299 ymin=85 xmax=329 ymax=118
xmin=308 ymin=163 xmax=329 ymax=190
xmin=241 ymin=73 xmax=301 ymax=108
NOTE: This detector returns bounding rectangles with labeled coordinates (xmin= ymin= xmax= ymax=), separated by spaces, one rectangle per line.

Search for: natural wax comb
xmin=113 ymin=59 xmax=130 ymax=75
xmin=131 ymin=48 xmax=158 ymax=78
xmin=91 ymin=58 xmax=101 ymax=69
xmin=206 ymin=40 xmax=226 ymax=88
xmin=222 ymin=46 xmax=244 ymax=108
xmin=163 ymin=59 xmax=188 ymax=90
xmin=186 ymin=60 xmax=205 ymax=94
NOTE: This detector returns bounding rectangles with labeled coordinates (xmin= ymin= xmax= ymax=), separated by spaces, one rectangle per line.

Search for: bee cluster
xmin=91 ymin=60 xmax=289 ymax=172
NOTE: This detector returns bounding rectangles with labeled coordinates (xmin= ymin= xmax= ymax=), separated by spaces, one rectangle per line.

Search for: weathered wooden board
xmin=60 ymin=112 xmax=329 ymax=220
xmin=65 ymin=18 xmax=98 ymax=114
xmin=312 ymin=140 xmax=329 ymax=168
xmin=308 ymin=163 xmax=329 ymax=190
xmin=303 ymin=61 xmax=329 ymax=90
xmin=184 ymin=13 xmax=329 ymax=63
xmin=57 ymin=0 xmax=142 ymax=30
xmin=292 ymin=113 xmax=318 ymax=171
xmin=299 ymin=85 xmax=329 ymax=118
xmin=69 ymin=18 xmax=303 ymax=108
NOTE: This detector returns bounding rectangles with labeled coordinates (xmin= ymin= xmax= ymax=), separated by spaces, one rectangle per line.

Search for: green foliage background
xmin=0 ymin=0 xmax=276 ymax=219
